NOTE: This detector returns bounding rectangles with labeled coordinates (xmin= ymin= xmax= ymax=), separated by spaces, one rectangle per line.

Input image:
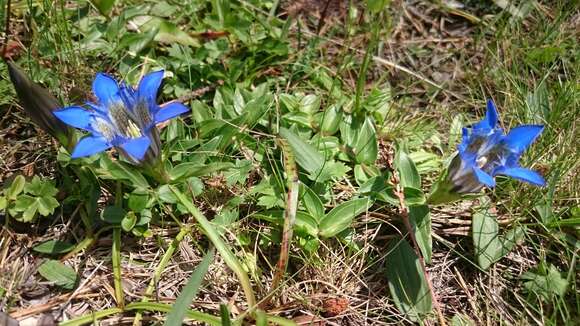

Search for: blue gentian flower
xmin=448 ymin=99 xmax=545 ymax=194
xmin=54 ymin=71 xmax=189 ymax=163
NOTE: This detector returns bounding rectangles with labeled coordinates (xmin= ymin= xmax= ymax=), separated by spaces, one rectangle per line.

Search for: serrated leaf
xmin=385 ymin=238 xmax=432 ymax=321
xmin=319 ymin=198 xmax=371 ymax=238
xmin=33 ymin=240 xmax=74 ymax=255
xmin=37 ymin=260 xmax=79 ymax=290
xmin=521 ymin=264 xmax=569 ymax=300
xmin=7 ymin=175 xmax=25 ymax=200
xmin=409 ymin=205 xmax=432 ymax=264
xmin=24 ymin=176 xmax=58 ymax=197
xmin=37 ymin=196 xmax=59 ymax=216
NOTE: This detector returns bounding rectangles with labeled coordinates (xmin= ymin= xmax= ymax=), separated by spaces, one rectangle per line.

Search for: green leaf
xmin=164 ymin=250 xmax=214 ymax=326
xmin=90 ymin=0 xmax=116 ymax=16
xmin=98 ymin=156 xmax=149 ymax=189
xmin=130 ymin=16 xmax=200 ymax=47
xmin=472 ymin=200 xmax=525 ymax=270
xmin=158 ymin=185 xmax=177 ymax=204
xmin=254 ymin=211 xmax=319 ymax=237
xmin=37 ymin=260 xmax=79 ymax=290
xmin=402 ymin=187 xmax=426 ymax=206
xmin=279 ymin=127 xmax=325 ymax=178
xmin=128 ymin=192 xmax=149 ymax=212
xmin=300 ymin=184 xmax=325 ymax=221
xmin=119 ymin=27 xmax=158 ymax=54
xmin=354 ymin=117 xmax=378 ymax=164
xmin=101 ymin=206 xmax=127 ymax=225
xmin=521 ymin=264 xmax=569 ymax=300
xmin=7 ymin=175 xmax=25 ymax=200
xmin=219 ymin=304 xmax=232 ymax=326
xmin=121 ymin=212 xmax=138 ymax=232
xmin=396 ymin=151 xmax=421 ymax=189
xmin=0 ymin=196 xmax=6 ymax=210
xmin=319 ymin=198 xmax=371 ymax=238
xmin=24 ymin=176 xmax=58 ymax=197
xmin=36 ymin=196 xmax=59 ymax=216
xmin=385 ymin=238 xmax=432 ymax=321
xmin=409 ymin=205 xmax=432 ymax=264
xmin=169 ymin=162 xmax=234 ymax=182
xmin=320 ymin=104 xmax=342 ymax=136
xmin=367 ymin=0 xmax=389 ymax=13
xmin=299 ymin=94 xmax=321 ymax=115
xmin=33 ymin=240 xmax=74 ymax=255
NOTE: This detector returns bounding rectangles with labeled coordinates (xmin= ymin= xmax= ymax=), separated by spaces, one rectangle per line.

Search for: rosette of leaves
xmin=0 ymin=175 xmax=60 ymax=222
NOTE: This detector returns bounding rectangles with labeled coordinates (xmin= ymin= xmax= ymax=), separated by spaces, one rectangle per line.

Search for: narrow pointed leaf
xmin=319 ymin=198 xmax=371 ymax=238
xmin=164 ymin=250 xmax=214 ymax=326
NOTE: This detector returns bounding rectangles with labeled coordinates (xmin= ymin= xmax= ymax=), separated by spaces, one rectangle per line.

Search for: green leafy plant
xmin=0 ymin=175 xmax=60 ymax=223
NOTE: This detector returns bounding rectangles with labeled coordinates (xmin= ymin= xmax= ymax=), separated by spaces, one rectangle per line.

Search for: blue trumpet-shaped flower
xmin=429 ymin=99 xmax=545 ymax=204
xmin=54 ymin=71 xmax=189 ymax=163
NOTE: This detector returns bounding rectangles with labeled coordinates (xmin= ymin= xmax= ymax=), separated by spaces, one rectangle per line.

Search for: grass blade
xmin=164 ymin=249 xmax=215 ymax=326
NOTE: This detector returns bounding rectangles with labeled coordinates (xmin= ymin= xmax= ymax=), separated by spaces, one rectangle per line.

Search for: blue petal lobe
xmin=498 ymin=167 xmax=545 ymax=186
xmin=154 ymin=102 xmax=189 ymax=123
xmin=71 ymin=136 xmax=111 ymax=158
xmin=137 ymin=70 xmax=164 ymax=101
xmin=93 ymin=73 xmax=120 ymax=105
xmin=473 ymin=167 xmax=496 ymax=187
xmin=503 ymin=125 xmax=544 ymax=154
xmin=484 ymin=99 xmax=499 ymax=129
xmin=120 ymin=136 xmax=151 ymax=161
xmin=54 ymin=106 xmax=94 ymax=131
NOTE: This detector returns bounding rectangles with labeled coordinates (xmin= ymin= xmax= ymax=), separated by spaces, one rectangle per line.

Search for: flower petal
xmin=154 ymin=101 xmax=189 ymax=123
xmin=93 ymin=73 xmax=120 ymax=105
xmin=54 ymin=106 xmax=95 ymax=131
xmin=473 ymin=167 xmax=496 ymax=187
xmin=472 ymin=99 xmax=499 ymax=131
xmin=71 ymin=136 xmax=111 ymax=158
xmin=498 ymin=167 xmax=545 ymax=186
xmin=503 ymin=125 xmax=544 ymax=154
xmin=484 ymin=99 xmax=499 ymax=129
xmin=137 ymin=70 xmax=164 ymax=102
xmin=119 ymin=84 xmax=137 ymax=108
xmin=119 ymin=136 xmax=151 ymax=161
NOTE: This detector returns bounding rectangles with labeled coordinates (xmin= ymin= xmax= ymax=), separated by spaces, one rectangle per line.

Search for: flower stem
xmin=132 ymin=227 xmax=190 ymax=326
xmin=112 ymin=227 xmax=125 ymax=308
xmin=264 ymin=139 xmax=298 ymax=306
xmin=170 ymin=186 xmax=257 ymax=311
